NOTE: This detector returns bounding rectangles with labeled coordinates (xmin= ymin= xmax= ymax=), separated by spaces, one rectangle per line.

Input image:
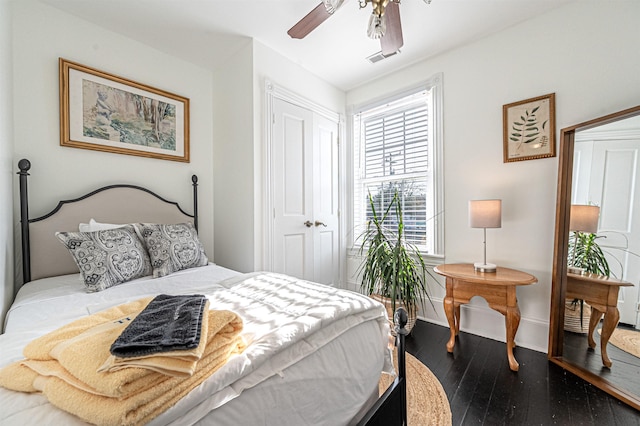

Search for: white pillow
xmin=79 ymin=218 xmax=123 ymax=233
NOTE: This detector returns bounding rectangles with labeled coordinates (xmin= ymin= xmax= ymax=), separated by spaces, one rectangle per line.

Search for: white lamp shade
xmin=570 ymin=204 xmax=600 ymax=233
xmin=469 ymin=199 xmax=502 ymax=229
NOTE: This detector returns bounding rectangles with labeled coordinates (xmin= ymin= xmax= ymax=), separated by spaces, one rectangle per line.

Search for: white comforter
xmin=0 ymin=265 xmax=392 ymax=426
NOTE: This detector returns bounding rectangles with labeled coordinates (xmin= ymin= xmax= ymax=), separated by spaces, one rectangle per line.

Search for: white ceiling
xmin=40 ymin=0 xmax=575 ymax=91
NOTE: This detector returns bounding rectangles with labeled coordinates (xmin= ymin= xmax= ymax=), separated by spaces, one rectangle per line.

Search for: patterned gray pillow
xmin=56 ymin=225 xmax=152 ymax=292
xmin=138 ymin=223 xmax=208 ymax=278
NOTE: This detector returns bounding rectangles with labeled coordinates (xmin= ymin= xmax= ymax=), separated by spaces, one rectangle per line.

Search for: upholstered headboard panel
xmin=18 ymin=159 xmax=198 ymax=282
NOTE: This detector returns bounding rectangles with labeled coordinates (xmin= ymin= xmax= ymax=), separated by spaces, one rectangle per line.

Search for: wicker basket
xmin=564 ymin=299 xmax=591 ymax=334
xmin=370 ymin=294 xmax=417 ymax=334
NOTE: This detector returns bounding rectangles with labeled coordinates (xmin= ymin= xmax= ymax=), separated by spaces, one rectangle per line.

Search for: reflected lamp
xmin=568 ymin=204 xmax=600 ymax=274
xmin=569 ymin=204 xmax=599 ymax=234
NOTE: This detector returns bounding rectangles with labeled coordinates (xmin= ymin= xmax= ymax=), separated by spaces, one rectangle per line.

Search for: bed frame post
xmin=357 ymin=307 xmax=409 ymax=426
xmin=394 ymin=308 xmax=409 ymax=426
xmin=191 ymin=175 xmax=198 ymax=231
xmin=18 ymin=159 xmax=31 ymax=283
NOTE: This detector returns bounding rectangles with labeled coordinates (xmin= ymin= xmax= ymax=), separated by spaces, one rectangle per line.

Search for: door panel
xmin=313 ymin=114 xmax=339 ymax=286
xmin=272 ymin=99 xmax=314 ymax=280
xmin=283 ymin=116 xmax=306 ymax=215
xmin=283 ymin=234 xmax=306 ymax=279
xmin=316 ymin=230 xmax=336 ymax=285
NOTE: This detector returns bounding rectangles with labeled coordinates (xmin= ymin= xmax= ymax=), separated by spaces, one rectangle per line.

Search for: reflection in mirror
xmin=574 ymin=115 xmax=640 ymax=326
xmin=565 ymin=114 xmax=640 ymax=396
xmin=550 ymin=105 xmax=640 ymax=411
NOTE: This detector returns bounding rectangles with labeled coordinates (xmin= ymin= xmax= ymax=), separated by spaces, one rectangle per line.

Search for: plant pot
xmin=370 ymin=294 xmax=417 ymax=334
xmin=564 ymin=299 xmax=592 ymax=334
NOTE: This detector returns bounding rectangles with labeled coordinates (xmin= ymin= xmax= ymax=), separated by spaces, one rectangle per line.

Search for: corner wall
xmin=252 ymin=41 xmax=346 ymax=273
xmin=211 ymin=39 xmax=347 ymax=274
xmin=11 ymin=0 xmax=215 ymax=281
xmin=346 ymin=1 xmax=640 ymax=352
xmin=212 ymin=41 xmax=256 ymax=273
xmin=0 ymin=0 xmax=14 ymax=330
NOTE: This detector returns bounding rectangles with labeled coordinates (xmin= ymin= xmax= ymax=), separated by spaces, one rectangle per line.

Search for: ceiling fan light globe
xmin=322 ymin=0 xmax=345 ymax=14
xmin=367 ymin=13 xmax=386 ymax=39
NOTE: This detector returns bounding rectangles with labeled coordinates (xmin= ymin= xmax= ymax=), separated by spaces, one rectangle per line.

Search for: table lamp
xmin=568 ymin=204 xmax=600 ymax=274
xmin=469 ymin=199 xmax=502 ymax=272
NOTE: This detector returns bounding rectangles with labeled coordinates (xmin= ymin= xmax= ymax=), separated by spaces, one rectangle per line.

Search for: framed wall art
xmin=503 ymin=93 xmax=555 ymax=163
xmin=59 ymin=58 xmax=190 ymax=162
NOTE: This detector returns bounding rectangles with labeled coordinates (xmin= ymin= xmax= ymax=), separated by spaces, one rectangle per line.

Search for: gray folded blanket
xmin=110 ymin=294 xmax=208 ymax=358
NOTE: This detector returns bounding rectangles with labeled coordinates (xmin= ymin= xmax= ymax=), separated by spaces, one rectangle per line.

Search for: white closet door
xmin=271 ymin=98 xmax=340 ymax=285
xmin=589 ymin=139 xmax=640 ymax=328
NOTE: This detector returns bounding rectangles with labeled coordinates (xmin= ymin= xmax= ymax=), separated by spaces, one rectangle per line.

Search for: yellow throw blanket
xmin=0 ymin=297 xmax=244 ymax=426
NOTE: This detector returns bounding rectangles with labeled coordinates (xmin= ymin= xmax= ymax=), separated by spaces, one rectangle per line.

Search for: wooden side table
xmin=434 ymin=263 xmax=537 ymax=371
xmin=566 ymin=272 xmax=633 ymax=368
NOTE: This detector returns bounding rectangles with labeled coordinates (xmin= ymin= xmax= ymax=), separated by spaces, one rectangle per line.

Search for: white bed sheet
xmin=0 ymin=264 xmax=392 ymax=426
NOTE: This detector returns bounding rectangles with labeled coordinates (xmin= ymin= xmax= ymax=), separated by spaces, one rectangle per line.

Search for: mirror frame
xmin=549 ymin=104 xmax=640 ymax=411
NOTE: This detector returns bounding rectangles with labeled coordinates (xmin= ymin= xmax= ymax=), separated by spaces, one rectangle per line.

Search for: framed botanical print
xmin=503 ymin=93 xmax=555 ymax=163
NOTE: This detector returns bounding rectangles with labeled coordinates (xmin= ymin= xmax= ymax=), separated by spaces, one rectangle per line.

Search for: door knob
xmin=304 ymin=220 xmax=313 ymax=227
xmin=314 ymin=221 xmax=327 ymax=227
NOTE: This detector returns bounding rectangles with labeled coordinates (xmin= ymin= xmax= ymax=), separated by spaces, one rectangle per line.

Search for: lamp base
xmin=474 ymin=262 xmax=497 ymax=273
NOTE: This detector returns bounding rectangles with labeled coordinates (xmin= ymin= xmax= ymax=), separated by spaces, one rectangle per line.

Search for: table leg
xmin=454 ymin=304 xmax=461 ymax=335
xmin=444 ymin=296 xmax=456 ymax=353
xmin=588 ymin=308 xmax=604 ymax=350
xmin=599 ymin=306 xmax=620 ymax=368
xmin=505 ymin=304 xmax=521 ymax=372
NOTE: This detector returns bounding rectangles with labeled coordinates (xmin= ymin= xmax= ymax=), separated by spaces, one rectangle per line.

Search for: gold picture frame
xmin=503 ymin=93 xmax=555 ymax=163
xmin=59 ymin=58 xmax=190 ymax=162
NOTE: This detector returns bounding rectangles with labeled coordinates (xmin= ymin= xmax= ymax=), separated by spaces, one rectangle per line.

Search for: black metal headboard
xmin=17 ymin=159 xmax=199 ymax=283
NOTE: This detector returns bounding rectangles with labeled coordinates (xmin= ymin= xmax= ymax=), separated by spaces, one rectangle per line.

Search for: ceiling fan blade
xmin=380 ymin=1 xmax=403 ymax=56
xmin=288 ymin=3 xmax=332 ymax=39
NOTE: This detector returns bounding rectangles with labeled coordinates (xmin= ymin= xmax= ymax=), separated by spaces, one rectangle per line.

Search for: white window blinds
xmin=353 ymin=88 xmax=434 ymax=250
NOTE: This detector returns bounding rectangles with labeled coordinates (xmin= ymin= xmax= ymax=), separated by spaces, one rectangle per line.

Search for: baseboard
xmin=343 ymin=281 xmax=549 ymax=354
xmin=417 ymin=298 xmax=549 ymax=354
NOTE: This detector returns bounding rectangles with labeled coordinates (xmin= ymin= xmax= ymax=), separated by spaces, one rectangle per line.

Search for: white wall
xmin=11 ymin=1 xmax=215 ymax=277
xmin=253 ymin=41 xmax=346 ymax=117
xmin=211 ymin=39 xmax=347 ymax=273
xmin=5 ymin=1 xmax=349 ymax=313
xmin=212 ymin=41 xmax=255 ymax=273
xmin=347 ymin=1 xmax=640 ymax=352
xmin=0 ymin=0 xmax=15 ymax=330
xmin=252 ymin=41 xmax=347 ymax=275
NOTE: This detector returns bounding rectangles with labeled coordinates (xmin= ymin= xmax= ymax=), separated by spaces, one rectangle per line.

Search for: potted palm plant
xmin=355 ymin=189 xmax=436 ymax=333
xmin=568 ymin=231 xmax=610 ymax=276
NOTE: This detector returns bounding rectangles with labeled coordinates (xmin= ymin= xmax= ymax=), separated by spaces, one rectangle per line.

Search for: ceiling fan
xmin=287 ymin=0 xmax=407 ymax=57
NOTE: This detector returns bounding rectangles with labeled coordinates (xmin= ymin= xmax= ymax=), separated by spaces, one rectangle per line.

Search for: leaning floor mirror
xmin=549 ymin=104 xmax=640 ymax=410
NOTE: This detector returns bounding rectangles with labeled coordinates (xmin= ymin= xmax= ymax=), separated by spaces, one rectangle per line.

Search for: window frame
xmin=348 ymin=73 xmax=444 ymax=262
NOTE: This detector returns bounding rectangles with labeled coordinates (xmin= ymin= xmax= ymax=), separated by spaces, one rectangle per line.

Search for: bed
xmin=0 ymin=159 xmax=409 ymax=426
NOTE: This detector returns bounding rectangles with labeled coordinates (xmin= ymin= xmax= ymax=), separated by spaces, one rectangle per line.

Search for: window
xmin=352 ymin=75 xmax=443 ymax=256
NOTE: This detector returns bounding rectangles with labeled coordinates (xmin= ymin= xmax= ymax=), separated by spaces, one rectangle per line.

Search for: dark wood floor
xmin=564 ymin=325 xmax=640 ymax=398
xmin=405 ymin=320 xmax=640 ymax=425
